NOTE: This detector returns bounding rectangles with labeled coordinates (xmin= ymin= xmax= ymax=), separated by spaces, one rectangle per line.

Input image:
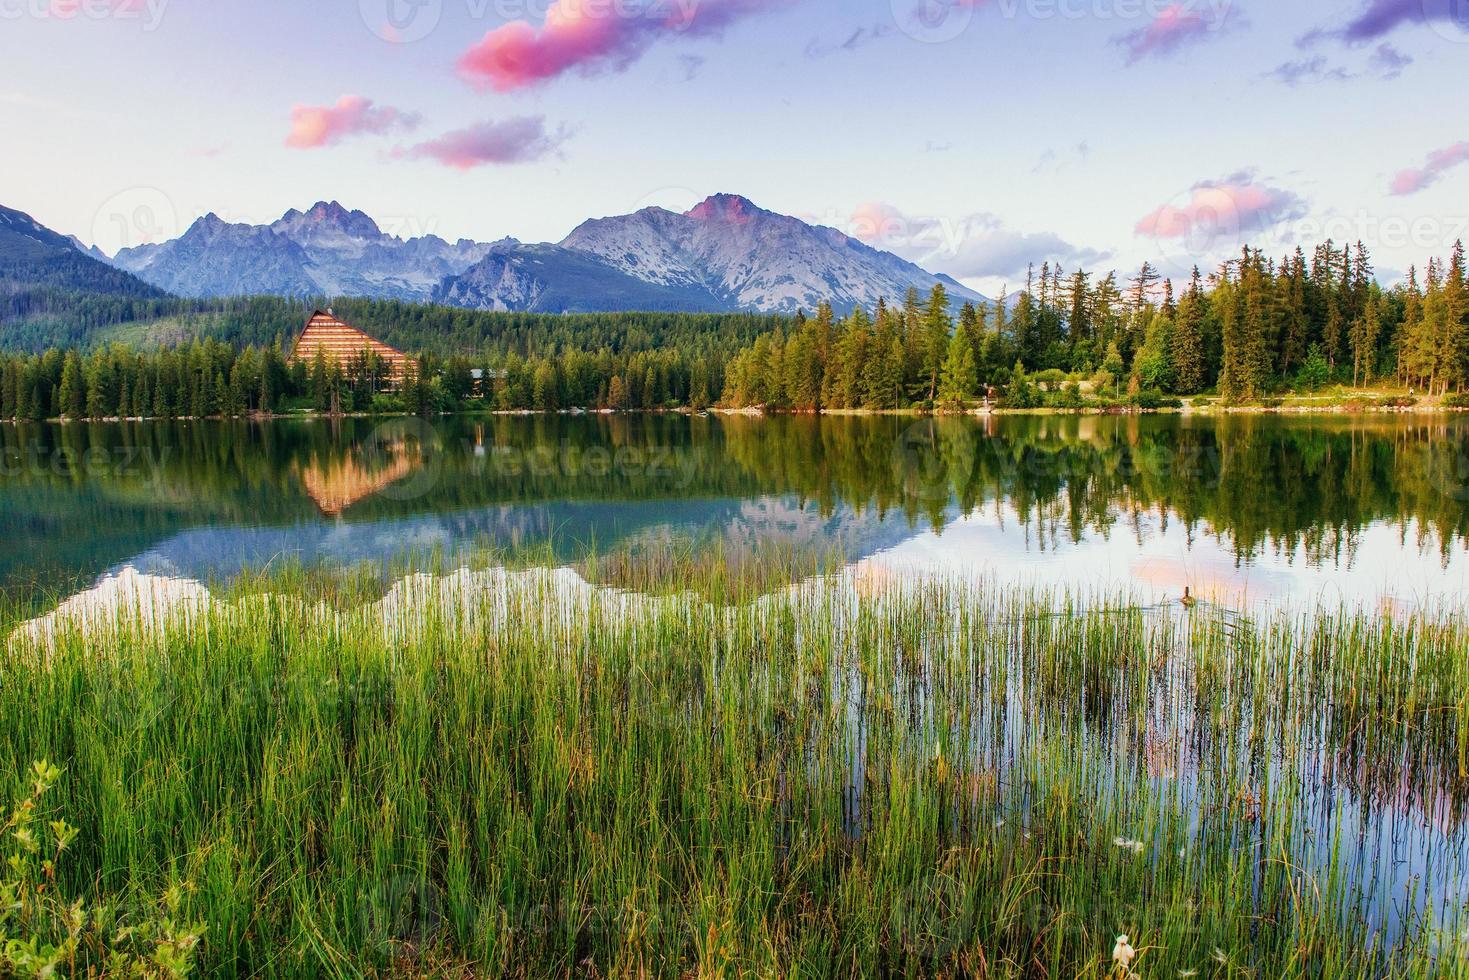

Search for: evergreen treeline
xmin=0 ymin=291 xmax=788 ymax=418
xmin=0 ymin=291 xmax=783 ymax=361
xmin=0 ymin=337 xmax=737 ymax=421
xmin=0 ymin=249 xmax=176 ymax=349
xmin=723 ymin=241 xmax=1469 ymax=409
xmin=5 ymin=238 xmax=1467 ymax=418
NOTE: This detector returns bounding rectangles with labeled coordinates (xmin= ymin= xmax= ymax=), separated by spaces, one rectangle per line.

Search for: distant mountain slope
xmin=112 ymin=201 xmax=494 ymax=302
xmin=114 ymin=213 xmax=318 ymax=298
xmin=556 ymin=194 xmax=987 ymax=313
xmin=0 ymin=204 xmax=165 ymax=297
xmin=0 ymin=204 xmax=77 ymax=262
xmin=102 ymin=196 xmax=986 ymax=315
xmin=433 ymin=243 xmax=730 ymax=314
xmin=0 ymin=203 xmax=173 ymax=349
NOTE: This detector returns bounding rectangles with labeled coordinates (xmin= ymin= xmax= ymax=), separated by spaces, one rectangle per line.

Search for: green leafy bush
xmin=1130 ymin=390 xmax=1183 ymax=410
xmin=1 ymin=761 xmax=205 ymax=978
xmin=1002 ymin=363 xmax=1042 ymax=409
xmin=1296 ymin=345 xmax=1331 ymax=391
xmin=370 ymin=392 xmax=406 ymax=415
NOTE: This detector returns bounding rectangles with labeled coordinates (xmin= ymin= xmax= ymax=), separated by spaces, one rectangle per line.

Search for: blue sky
xmin=2 ymin=0 xmax=1466 ymax=294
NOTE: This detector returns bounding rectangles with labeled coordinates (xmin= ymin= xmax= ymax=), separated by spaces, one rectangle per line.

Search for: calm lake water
xmin=3 ymin=412 xmax=1469 ymax=611
xmin=7 ymin=412 xmax=1469 ymax=958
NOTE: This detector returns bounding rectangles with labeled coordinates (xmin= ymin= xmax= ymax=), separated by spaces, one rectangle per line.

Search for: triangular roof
xmin=289 ymin=310 xmax=409 ymax=374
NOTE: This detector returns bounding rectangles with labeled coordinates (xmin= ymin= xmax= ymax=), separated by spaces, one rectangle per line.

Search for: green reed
xmin=1 ymin=566 xmax=1466 ymax=978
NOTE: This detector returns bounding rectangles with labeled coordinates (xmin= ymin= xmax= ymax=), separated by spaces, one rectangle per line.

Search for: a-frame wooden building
xmin=289 ymin=309 xmax=410 ymax=386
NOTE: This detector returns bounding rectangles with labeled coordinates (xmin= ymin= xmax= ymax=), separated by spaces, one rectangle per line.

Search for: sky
xmin=2 ymin=0 xmax=1467 ymax=294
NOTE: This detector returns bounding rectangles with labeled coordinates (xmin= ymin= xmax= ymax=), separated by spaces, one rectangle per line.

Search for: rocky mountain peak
xmin=685 ymin=194 xmax=764 ymax=224
xmin=98 ymin=193 xmax=985 ymax=314
xmin=273 ymin=201 xmax=383 ymax=242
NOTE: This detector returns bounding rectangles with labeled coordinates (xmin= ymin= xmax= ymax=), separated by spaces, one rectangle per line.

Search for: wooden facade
xmin=289 ymin=310 xmax=410 ymax=384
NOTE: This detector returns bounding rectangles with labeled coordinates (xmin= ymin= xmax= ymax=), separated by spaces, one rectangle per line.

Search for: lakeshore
xmin=4 ymin=560 xmax=1468 ymax=977
xmin=2 ymin=410 xmax=1468 ymax=976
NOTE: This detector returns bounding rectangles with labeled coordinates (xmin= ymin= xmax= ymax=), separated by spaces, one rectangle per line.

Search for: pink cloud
xmin=397 ymin=117 xmax=569 ymax=169
xmin=285 ymin=95 xmax=419 ymax=150
xmin=1136 ymin=173 xmax=1306 ymax=241
xmin=847 ymin=202 xmax=1104 ymax=280
xmin=457 ymin=0 xmax=784 ymax=91
xmin=1390 ymin=142 xmax=1469 ymax=196
xmin=1114 ymin=2 xmax=1234 ymax=64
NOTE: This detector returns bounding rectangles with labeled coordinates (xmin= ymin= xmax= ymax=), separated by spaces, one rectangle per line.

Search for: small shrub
xmin=1 ymin=761 xmax=205 ymax=978
xmin=1130 ymin=390 xmax=1182 ymax=411
xmin=1058 ymin=381 xmax=1084 ymax=410
xmin=1444 ymin=393 xmax=1469 ymax=409
xmin=1002 ymin=363 xmax=1042 ymax=409
xmin=1296 ymin=345 xmax=1331 ymax=391
xmin=370 ymin=392 xmax=406 ymax=415
xmin=1033 ymin=368 xmax=1067 ymax=392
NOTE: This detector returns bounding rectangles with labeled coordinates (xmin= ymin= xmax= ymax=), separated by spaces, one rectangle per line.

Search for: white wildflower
xmin=1112 ymin=934 xmax=1136 ymax=971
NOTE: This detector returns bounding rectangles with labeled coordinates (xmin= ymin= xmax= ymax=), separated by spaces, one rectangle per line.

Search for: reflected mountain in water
xmin=113 ymin=494 xmax=924 ymax=595
xmin=3 ymin=413 xmax=1468 ymax=609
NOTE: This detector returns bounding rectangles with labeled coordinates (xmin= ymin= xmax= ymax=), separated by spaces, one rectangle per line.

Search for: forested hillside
xmin=5 ymin=237 xmax=1468 ymax=419
xmin=0 ymin=203 xmax=174 ymax=349
xmin=0 ymin=296 xmax=789 ymax=421
xmin=723 ymin=241 xmax=1469 ymax=408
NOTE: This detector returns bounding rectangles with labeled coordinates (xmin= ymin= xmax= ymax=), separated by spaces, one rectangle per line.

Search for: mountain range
xmin=0 ymin=203 xmax=164 ymax=300
xmin=98 ymin=195 xmax=985 ymax=314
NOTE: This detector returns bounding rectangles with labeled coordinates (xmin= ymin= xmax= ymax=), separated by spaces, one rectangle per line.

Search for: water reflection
xmin=2 ymin=413 xmax=1468 ymax=608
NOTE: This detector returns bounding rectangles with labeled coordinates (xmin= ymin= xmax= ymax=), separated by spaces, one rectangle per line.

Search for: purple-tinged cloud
xmin=1265 ymin=56 xmax=1353 ymax=86
xmin=1137 ymin=172 xmax=1307 ymax=241
xmin=1113 ymin=2 xmax=1237 ymax=65
xmin=1266 ymin=41 xmax=1412 ymax=85
xmin=1345 ymin=0 xmax=1444 ymax=40
xmin=1390 ymin=142 xmax=1469 ymax=195
xmin=458 ymin=0 xmax=787 ymax=91
xmin=849 ymin=203 xmax=1106 ymax=280
xmin=1302 ymin=0 xmax=1466 ymax=45
xmin=397 ymin=117 xmax=569 ymax=169
xmin=286 ymin=96 xmax=419 ymax=149
xmin=1368 ymin=42 xmax=1413 ymax=77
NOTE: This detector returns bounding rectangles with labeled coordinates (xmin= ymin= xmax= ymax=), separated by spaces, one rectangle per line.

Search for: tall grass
xmin=1 ymin=566 xmax=1466 ymax=977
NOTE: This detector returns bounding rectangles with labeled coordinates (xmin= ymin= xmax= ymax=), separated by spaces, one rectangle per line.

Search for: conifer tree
xmin=58 ymin=352 xmax=84 ymax=420
xmin=922 ymin=284 xmax=952 ymax=404
xmin=1171 ymin=268 xmax=1207 ymax=395
xmin=938 ymin=325 xmax=978 ymax=408
xmin=1350 ymin=296 xmax=1382 ymax=386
